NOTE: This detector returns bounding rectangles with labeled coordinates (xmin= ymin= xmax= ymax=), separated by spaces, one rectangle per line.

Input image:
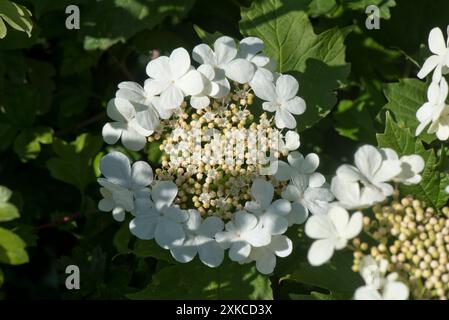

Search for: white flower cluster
xmin=304 ymin=145 xmax=423 ymax=266
xmin=98 ymin=153 xmax=311 ymax=273
xmin=97 ymin=36 xmax=318 ymax=274
xmin=354 ymin=256 xmax=409 ymax=300
xmin=416 ymin=26 xmax=449 ymax=140
xmin=102 ymin=36 xmax=305 ymax=151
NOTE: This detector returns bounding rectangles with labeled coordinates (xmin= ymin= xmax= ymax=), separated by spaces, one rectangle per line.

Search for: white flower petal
xmin=102 ymin=122 xmax=123 ymax=145
xmin=429 ymin=27 xmax=447 ymax=56
xmin=177 ymin=69 xmax=205 ymax=96
xmin=283 ymin=96 xmax=306 ymax=115
xmin=197 ymin=63 xmax=216 ymax=80
xmin=255 ymin=251 xmax=276 ymax=274
xmin=276 ymin=75 xmax=298 ymax=100
xmin=281 ymin=184 xmax=301 ymax=202
xmin=146 ymin=56 xmax=171 ymax=80
xmin=190 ymin=95 xmax=210 ymax=109
xmin=272 ymin=160 xmax=291 ymax=181
xmin=239 ymin=37 xmax=264 ymax=59
xmin=129 ymin=215 xmax=159 ymax=240
xmin=170 ymin=237 xmax=197 ymax=263
xmin=229 ymin=241 xmax=251 ymax=261
xmin=169 ymin=47 xmax=191 ymax=79
xmin=214 ymin=36 xmax=237 ymax=65
xmin=192 ymin=44 xmax=215 ymax=65
xmin=154 ymin=217 xmax=185 ymax=249
xmin=121 ymin=126 xmax=147 ymax=151
xmin=305 ymin=213 xmax=333 ymax=239
xmin=243 ymin=227 xmax=271 ymax=247
xmin=302 ymin=154 xmax=320 ymax=175
xmin=100 ymin=151 xmax=131 ymax=186
xmin=233 ymin=211 xmax=258 ymax=232
xmin=160 ymin=85 xmax=184 ymax=110
xmin=131 ymin=161 xmax=153 ymax=189
xmin=112 ymin=207 xmax=126 ymax=222
xmin=336 ymin=164 xmax=362 ymax=182
xmin=307 ymin=238 xmax=335 ymax=266
xmin=199 ymin=216 xmax=224 ymax=238
xmin=251 ymin=72 xmax=277 ymax=102
xmin=275 ymin=108 xmax=296 ymax=129
xmin=224 ymin=58 xmax=255 ymax=83
xmin=284 ymin=131 xmax=300 ymax=150
xmin=308 ymin=172 xmax=325 ymax=188
xmin=98 ymin=198 xmax=114 ymax=212
xmin=133 ymin=106 xmax=159 ymax=134
xmin=354 ymin=286 xmax=383 ymax=300
xmin=288 ymin=202 xmax=308 ymax=225
xmin=382 ymin=281 xmax=409 ymax=300
xmin=354 ymin=145 xmax=382 ymax=181
xmin=107 ymin=98 xmax=136 ymax=122
xmin=197 ymin=239 xmax=225 ymax=267
xmin=266 ymin=199 xmax=291 ymax=216
xmin=270 ymin=235 xmax=293 ymax=257
xmin=342 ymin=211 xmax=363 ymax=240
xmin=251 ymin=179 xmax=274 ymax=210
xmin=152 ymin=181 xmax=178 ymax=210
xmin=417 ymin=55 xmax=440 ymax=79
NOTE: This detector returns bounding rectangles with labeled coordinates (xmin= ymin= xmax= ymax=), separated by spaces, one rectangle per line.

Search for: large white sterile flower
xmin=245 ymin=179 xmax=291 ymax=235
xmin=102 ymin=98 xmax=157 ymax=151
xmin=416 ymin=78 xmax=449 ymax=140
xmin=336 ymin=145 xmax=401 ymax=200
xmin=273 ymin=151 xmax=320 ymax=181
xmin=170 ymin=209 xmax=225 ymax=267
xmin=417 ymin=26 xmax=449 ymax=81
xmin=305 ymin=206 xmax=363 ymax=266
xmin=354 ymin=256 xmax=409 ymax=300
xmin=330 ymin=175 xmax=379 ymax=210
xmin=282 ymin=173 xmax=334 ymax=225
xmin=98 ymin=152 xmax=153 ymax=221
xmin=116 ymin=81 xmax=154 ymax=106
xmin=248 ymin=235 xmax=292 ymax=274
xmin=215 ymin=211 xmax=271 ymax=262
xmin=381 ymin=148 xmax=424 ymax=185
xmin=146 ymin=47 xmax=205 ymax=111
xmin=238 ymin=37 xmax=275 ymax=86
xmin=116 ymin=80 xmax=170 ymax=120
xmin=281 ymin=131 xmax=300 ymax=152
xmin=129 ymin=181 xmax=188 ymax=249
xmin=190 ymin=64 xmax=224 ymax=109
xmin=251 ymin=74 xmax=306 ymax=129
xmin=193 ymin=36 xmax=255 ymax=86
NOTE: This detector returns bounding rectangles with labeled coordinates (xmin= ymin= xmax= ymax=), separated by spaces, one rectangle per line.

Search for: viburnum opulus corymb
xmin=97 ymin=35 xmax=334 ymax=274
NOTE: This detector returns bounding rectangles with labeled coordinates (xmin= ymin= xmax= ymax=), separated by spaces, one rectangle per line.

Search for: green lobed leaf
xmin=127 ymin=258 xmax=273 ymax=300
xmin=0 ymin=203 xmax=19 ymax=222
xmin=0 ymin=227 xmax=29 ymax=265
xmin=240 ymin=0 xmax=350 ymax=131
xmin=0 ymin=186 xmax=19 ymax=222
xmin=282 ymin=251 xmax=362 ymax=299
xmin=113 ymin=222 xmax=132 ymax=254
xmin=46 ymin=134 xmax=103 ymax=193
xmin=383 ymin=78 xmax=434 ymax=143
xmin=0 ymin=0 xmax=33 ymax=39
xmin=346 ymin=0 xmax=397 ymax=20
xmin=0 ymin=186 xmax=12 ymax=203
xmin=13 ymin=126 xmax=54 ymax=162
xmin=308 ymin=0 xmax=337 ymax=17
xmin=81 ymin=0 xmax=196 ymax=50
xmin=377 ymin=112 xmax=449 ymax=209
xmin=132 ymin=239 xmax=173 ymax=262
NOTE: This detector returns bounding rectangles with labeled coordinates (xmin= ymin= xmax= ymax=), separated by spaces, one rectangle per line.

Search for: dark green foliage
xmin=0 ymin=0 xmax=446 ymax=299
